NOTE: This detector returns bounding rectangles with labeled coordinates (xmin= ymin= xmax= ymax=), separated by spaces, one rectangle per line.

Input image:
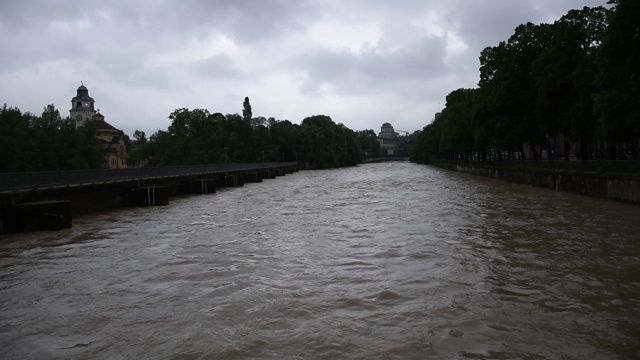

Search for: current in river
xmin=1 ymin=162 xmax=639 ymax=359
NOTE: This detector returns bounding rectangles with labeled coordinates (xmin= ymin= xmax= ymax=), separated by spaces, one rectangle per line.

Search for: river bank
xmin=434 ymin=160 xmax=640 ymax=205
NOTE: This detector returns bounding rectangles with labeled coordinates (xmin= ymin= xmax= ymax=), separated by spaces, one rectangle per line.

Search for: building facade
xmin=92 ymin=112 xmax=128 ymax=169
xmin=69 ymin=84 xmax=127 ymax=169
xmin=378 ymin=122 xmax=399 ymax=139
xmin=70 ymin=83 xmax=97 ymax=127
xmin=377 ymin=122 xmax=411 ymax=155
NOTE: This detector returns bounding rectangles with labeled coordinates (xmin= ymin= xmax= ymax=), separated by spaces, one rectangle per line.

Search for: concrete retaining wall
xmin=436 ymin=162 xmax=640 ymax=205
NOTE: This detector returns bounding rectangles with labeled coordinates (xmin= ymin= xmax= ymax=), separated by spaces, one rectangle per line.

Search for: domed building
xmin=70 ymin=83 xmax=97 ymax=127
xmin=377 ymin=122 xmax=411 ymax=155
xmin=378 ymin=122 xmax=399 ymax=139
xmin=69 ymin=83 xmax=127 ymax=169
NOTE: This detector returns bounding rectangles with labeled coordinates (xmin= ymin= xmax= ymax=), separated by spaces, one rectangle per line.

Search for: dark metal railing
xmin=0 ymin=162 xmax=298 ymax=192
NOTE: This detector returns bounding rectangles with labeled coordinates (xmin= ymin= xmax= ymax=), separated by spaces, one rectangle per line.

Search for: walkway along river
xmin=1 ymin=162 xmax=639 ymax=359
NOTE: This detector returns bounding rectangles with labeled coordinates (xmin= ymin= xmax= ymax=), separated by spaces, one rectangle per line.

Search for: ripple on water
xmin=1 ymin=163 xmax=640 ymax=359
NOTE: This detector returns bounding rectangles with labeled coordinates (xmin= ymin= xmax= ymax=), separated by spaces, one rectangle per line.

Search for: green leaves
xmin=0 ymin=104 xmax=103 ymax=171
xmin=242 ymin=97 xmax=252 ymax=124
xmin=134 ymin=106 xmax=363 ymax=168
xmin=415 ymin=4 xmax=638 ymax=162
xmin=594 ymin=0 xmax=640 ymax=153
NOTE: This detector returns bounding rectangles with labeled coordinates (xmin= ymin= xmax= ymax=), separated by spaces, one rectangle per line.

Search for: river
xmin=1 ymin=162 xmax=639 ymax=359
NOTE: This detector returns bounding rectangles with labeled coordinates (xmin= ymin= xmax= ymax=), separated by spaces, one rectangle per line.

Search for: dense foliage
xmin=0 ymin=104 xmax=104 ymax=172
xmin=129 ymin=109 xmax=366 ymax=169
xmin=2 ymin=97 xmax=385 ymax=171
xmin=411 ymin=2 xmax=639 ymax=163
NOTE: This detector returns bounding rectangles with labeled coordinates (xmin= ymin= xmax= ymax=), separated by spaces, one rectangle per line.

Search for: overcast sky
xmin=0 ymin=0 xmax=607 ymax=136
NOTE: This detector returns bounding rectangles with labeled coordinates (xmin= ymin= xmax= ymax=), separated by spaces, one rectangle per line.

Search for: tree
xmin=356 ymin=129 xmax=382 ymax=157
xmin=438 ymin=88 xmax=476 ymax=160
xmin=267 ymin=117 xmax=277 ymax=129
xmin=340 ymin=124 xmax=363 ymax=165
xmin=242 ymin=97 xmax=252 ymax=124
xmin=0 ymin=104 xmax=36 ymax=171
xmin=0 ymin=103 xmax=105 ymax=171
xmin=297 ymin=115 xmax=347 ymax=168
xmin=533 ymin=6 xmax=609 ymax=160
xmin=251 ymin=116 xmax=266 ymax=129
xmin=478 ymin=23 xmax=552 ymax=159
xmin=75 ymin=120 xmax=104 ymax=169
xmin=128 ymin=130 xmax=149 ymax=166
xmin=594 ymin=0 xmax=640 ymax=159
xmin=270 ymin=120 xmax=299 ymax=162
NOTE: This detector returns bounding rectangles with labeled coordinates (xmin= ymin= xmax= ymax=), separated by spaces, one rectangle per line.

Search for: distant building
xmin=92 ymin=112 xmax=127 ymax=169
xmin=378 ymin=122 xmax=399 ymax=139
xmin=69 ymin=83 xmax=127 ymax=169
xmin=377 ymin=122 xmax=411 ymax=155
xmin=70 ymin=83 xmax=96 ymax=127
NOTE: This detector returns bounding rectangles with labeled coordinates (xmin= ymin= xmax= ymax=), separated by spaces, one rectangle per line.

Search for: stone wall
xmin=435 ymin=162 xmax=640 ymax=205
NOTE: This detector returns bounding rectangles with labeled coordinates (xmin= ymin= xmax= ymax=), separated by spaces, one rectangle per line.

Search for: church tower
xmin=69 ymin=82 xmax=97 ymax=127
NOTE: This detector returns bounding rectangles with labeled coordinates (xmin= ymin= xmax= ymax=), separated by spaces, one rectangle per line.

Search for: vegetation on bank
xmin=0 ymin=97 xmax=385 ymax=172
xmin=410 ymin=0 xmax=640 ymax=164
xmin=0 ymin=104 xmax=106 ymax=172
xmin=125 ymin=97 xmax=384 ymax=168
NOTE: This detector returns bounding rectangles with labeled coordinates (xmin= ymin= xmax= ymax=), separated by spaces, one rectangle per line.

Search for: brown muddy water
xmin=1 ymin=162 xmax=639 ymax=359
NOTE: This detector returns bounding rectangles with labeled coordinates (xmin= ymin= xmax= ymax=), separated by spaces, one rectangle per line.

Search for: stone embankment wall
xmin=435 ymin=162 xmax=640 ymax=205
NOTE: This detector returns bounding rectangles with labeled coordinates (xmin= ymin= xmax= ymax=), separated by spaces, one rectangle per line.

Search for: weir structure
xmin=0 ymin=162 xmax=299 ymax=234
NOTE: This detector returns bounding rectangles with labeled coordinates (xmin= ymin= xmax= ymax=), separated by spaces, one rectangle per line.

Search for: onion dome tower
xmin=69 ymin=82 xmax=97 ymax=127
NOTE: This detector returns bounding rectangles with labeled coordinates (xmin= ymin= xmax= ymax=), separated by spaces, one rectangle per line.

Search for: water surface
xmin=1 ymin=163 xmax=639 ymax=359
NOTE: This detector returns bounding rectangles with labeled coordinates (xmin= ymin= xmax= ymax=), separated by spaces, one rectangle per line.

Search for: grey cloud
xmin=449 ymin=0 xmax=608 ymax=51
xmin=0 ymin=0 xmax=610 ymax=136
xmin=191 ymin=53 xmax=246 ymax=79
xmin=296 ymin=35 xmax=447 ymax=95
xmin=0 ymin=0 xmax=316 ymax=72
xmin=105 ymin=0 xmax=316 ymax=44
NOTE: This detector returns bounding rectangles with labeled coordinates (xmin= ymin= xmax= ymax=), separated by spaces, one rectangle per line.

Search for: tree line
xmin=0 ymin=104 xmax=105 ymax=172
xmin=129 ymin=97 xmax=382 ymax=169
xmin=1 ymin=97 xmax=385 ymax=172
xmin=410 ymin=0 xmax=639 ymax=164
